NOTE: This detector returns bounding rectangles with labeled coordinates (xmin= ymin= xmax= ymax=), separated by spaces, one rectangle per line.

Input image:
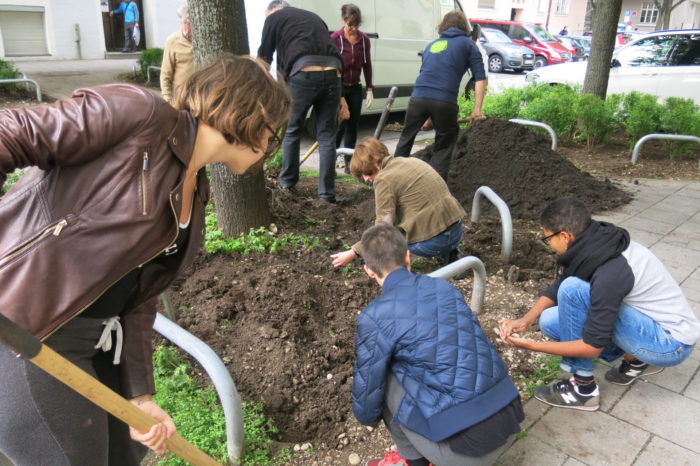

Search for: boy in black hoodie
xmin=499 ymin=198 xmax=699 ymax=411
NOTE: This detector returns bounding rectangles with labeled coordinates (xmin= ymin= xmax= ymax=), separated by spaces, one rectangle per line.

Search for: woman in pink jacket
xmin=331 ymin=3 xmax=373 ymax=172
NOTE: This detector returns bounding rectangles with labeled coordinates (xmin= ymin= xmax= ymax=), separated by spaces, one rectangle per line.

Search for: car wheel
xmin=534 ymin=56 xmax=547 ymax=69
xmin=488 ymin=54 xmax=504 ymax=73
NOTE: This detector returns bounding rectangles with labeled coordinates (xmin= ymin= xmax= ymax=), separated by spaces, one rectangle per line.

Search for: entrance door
xmin=102 ymin=0 xmax=145 ymax=52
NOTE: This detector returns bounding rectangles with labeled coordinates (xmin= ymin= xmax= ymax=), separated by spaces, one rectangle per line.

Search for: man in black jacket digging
xmin=499 ymin=198 xmax=699 ymax=411
xmin=258 ymin=1 xmax=348 ymax=203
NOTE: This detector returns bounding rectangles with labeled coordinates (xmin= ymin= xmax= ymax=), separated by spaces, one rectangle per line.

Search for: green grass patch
xmin=519 ymin=354 xmax=562 ymax=397
xmin=1 ymin=168 xmax=25 ymax=194
xmin=204 ymin=212 xmax=322 ymax=254
xmin=152 ymin=346 xmax=292 ymax=465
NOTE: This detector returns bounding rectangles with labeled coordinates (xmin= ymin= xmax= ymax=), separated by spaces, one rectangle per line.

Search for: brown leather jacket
xmin=0 ymin=84 xmax=209 ymax=398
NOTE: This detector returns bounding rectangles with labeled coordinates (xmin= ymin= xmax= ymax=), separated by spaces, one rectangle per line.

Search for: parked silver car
xmin=479 ymin=27 xmax=535 ymax=73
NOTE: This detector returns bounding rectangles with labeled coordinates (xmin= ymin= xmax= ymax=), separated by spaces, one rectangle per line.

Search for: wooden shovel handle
xmin=0 ymin=315 xmax=221 ymax=466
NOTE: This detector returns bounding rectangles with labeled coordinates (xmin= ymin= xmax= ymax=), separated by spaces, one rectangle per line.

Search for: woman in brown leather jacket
xmin=0 ymin=54 xmax=290 ymax=465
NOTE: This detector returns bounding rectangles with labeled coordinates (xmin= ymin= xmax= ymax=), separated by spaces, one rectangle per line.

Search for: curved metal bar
xmin=470 ymin=186 xmax=513 ymax=263
xmin=336 ymin=148 xmax=355 ymax=156
xmin=154 ymin=311 xmax=244 ymax=464
xmin=147 ymin=65 xmax=161 ymax=83
xmin=0 ymin=78 xmax=42 ymax=101
xmin=509 ymin=118 xmax=558 ymax=151
xmin=429 ymin=256 xmax=487 ymax=313
xmin=631 ymin=133 xmax=700 ymax=164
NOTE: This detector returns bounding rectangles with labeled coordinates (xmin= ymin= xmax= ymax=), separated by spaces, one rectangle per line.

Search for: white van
xmin=245 ymin=0 xmax=471 ymax=114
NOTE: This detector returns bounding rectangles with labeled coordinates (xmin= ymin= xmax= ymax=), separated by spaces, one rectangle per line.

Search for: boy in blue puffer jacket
xmin=352 ymin=223 xmax=523 ymax=466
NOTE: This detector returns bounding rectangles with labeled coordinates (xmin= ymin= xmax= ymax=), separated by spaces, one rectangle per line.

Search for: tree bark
xmin=655 ymin=0 xmax=685 ymax=30
xmin=582 ymin=0 xmax=622 ymax=99
xmin=188 ymin=0 xmax=273 ymax=235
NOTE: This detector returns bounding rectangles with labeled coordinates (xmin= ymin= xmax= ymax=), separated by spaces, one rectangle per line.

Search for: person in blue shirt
xmin=353 ymin=223 xmax=523 ymax=466
xmin=394 ymin=10 xmax=486 ymax=180
xmin=111 ymin=0 xmax=140 ymax=53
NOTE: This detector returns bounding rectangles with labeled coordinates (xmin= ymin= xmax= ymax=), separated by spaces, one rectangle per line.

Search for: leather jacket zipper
xmin=0 ymin=219 xmax=69 ymax=267
xmin=141 ymin=152 xmax=149 ymax=216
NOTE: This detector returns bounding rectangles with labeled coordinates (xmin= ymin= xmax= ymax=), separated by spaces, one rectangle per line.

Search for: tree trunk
xmin=655 ymin=0 xmax=685 ymax=30
xmin=188 ymin=0 xmax=273 ymax=235
xmin=582 ymin=0 xmax=622 ymax=99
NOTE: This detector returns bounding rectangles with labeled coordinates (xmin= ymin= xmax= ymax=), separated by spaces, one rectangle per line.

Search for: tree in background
xmin=582 ymin=0 xmax=622 ymax=99
xmin=188 ymin=0 xmax=273 ymax=235
xmin=654 ymin=0 xmax=685 ymax=30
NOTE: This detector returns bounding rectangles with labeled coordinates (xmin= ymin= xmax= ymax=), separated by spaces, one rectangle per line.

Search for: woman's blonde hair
xmin=174 ymin=53 xmax=290 ymax=158
xmin=349 ymin=137 xmax=390 ymax=179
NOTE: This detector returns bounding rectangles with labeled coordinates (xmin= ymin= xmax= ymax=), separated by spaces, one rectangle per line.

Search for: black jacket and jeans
xmin=258 ymin=7 xmax=343 ymax=201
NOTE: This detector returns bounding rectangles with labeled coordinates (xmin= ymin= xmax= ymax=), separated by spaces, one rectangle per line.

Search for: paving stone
xmin=681 ymin=276 xmax=700 ymax=292
xmin=593 ymin=363 xmax=628 ymax=412
xmin=521 ymin=397 xmax=550 ymax=431
xmin=682 ymin=285 xmax=700 ymax=303
xmin=624 ymin=227 xmax=663 ymax=248
xmin=646 ymin=358 xmax=699 ymax=394
xmin=654 ymin=195 xmax=700 ymax=216
xmin=612 ymin=382 xmax=700 ymax=453
xmin=683 ymin=365 xmax=700 ymax=401
xmin=678 ymin=185 xmax=700 ymax=199
xmin=660 ymin=226 xmax=700 ymax=253
xmin=689 ymin=300 xmax=700 ymax=324
xmin=496 ymin=436 xmax=568 ymax=466
xmin=594 ymin=214 xmax=630 ymax=224
xmin=562 ymin=458 xmax=588 ymax=466
xmin=691 ymin=268 xmax=700 ymax=281
xmin=637 ymin=207 xmax=693 ymax=227
xmin=635 ymin=436 xmax=700 ymax=465
xmin=619 ymin=216 xmax=677 ymax=236
xmin=529 ymin=406 xmax=648 ymax=465
xmin=661 ymin=260 xmax=697 ymax=284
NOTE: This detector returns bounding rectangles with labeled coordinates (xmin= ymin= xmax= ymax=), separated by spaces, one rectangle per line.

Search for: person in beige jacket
xmin=331 ymin=138 xmax=466 ymax=268
xmin=160 ymin=6 xmax=194 ymax=103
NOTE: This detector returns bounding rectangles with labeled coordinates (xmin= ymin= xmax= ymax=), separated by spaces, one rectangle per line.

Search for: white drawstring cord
xmin=94 ymin=316 xmax=123 ymax=365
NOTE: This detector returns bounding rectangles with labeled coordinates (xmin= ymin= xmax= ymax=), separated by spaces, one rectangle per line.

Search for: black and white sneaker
xmin=604 ymin=360 xmax=664 ymax=386
xmin=534 ymin=377 xmax=600 ymax=411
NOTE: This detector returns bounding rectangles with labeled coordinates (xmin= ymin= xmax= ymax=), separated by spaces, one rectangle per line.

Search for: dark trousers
xmin=394 ymin=97 xmax=459 ymax=180
xmin=279 ymin=70 xmax=341 ymax=201
xmin=336 ymin=84 xmax=364 ymax=149
xmin=123 ymin=22 xmax=136 ymax=52
xmin=0 ymin=318 xmax=146 ymax=466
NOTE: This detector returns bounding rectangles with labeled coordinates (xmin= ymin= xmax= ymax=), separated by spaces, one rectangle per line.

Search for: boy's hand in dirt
xmin=469 ymin=111 xmax=486 ymax=125
xmin=501 ymin=333 xmax=534 ymax=349
xmin=498 ymin=317 xmax=533 ymax=340
xmin=331 ymin=249 xmax=357 ymax=268
xmin=129 ymin=395 xmax=176 ymax=454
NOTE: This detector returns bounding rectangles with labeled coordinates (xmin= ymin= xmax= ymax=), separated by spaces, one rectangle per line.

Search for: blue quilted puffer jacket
xmin=352 ymin=268 xmax=519 ymax=442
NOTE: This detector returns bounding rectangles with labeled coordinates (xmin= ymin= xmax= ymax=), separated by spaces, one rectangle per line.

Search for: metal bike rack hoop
xmin=154 ymin=309 xmax=244 ymax=464
xmin=0 ymin=78 xmax=42 ymax=102
xmin=509 ymin=118 xmax=558 ymax=151
xmin=470 ymin=186 xmax=513 ymax=263
xmin=631 ymin=133 xmax=700 ymax=165
xmin=429 ymin=256 xmax=486 ymax=314
xmin=147 ymin=65 xmax=161 ymax=83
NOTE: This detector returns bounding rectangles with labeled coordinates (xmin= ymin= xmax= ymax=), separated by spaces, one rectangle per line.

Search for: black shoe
xmin=604 ymin=360 xmax=664 ymax=386
xmin=534 ymin=377 xmax=600 ymax=411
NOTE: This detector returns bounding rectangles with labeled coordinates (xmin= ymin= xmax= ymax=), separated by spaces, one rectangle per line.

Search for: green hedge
xmin=137 ymin=47 xmax=164 ymax=80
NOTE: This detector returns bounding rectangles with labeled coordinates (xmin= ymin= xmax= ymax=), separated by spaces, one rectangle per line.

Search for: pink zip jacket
xmin=331 ymin=28 xmax=373 ymax=89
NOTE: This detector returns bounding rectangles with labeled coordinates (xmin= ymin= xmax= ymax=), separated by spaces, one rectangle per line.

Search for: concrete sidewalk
xmin=498 ymin=178 xmax=700 ymax=466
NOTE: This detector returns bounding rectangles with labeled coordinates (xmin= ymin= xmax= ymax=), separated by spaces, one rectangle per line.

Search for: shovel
xmin=0 ymin=313 xmax=222 ymax=466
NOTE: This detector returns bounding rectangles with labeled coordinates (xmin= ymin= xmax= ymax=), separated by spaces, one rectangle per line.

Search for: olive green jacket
xmin=353 ymin=156 xmax=465 ymax=254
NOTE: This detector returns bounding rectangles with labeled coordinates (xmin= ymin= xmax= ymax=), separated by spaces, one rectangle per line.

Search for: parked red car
xmin=470 ymin=19 xmax=572 ymax=68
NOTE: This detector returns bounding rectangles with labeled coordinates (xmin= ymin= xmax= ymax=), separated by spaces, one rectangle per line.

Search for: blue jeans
xmin=408 ymin=221 xmax=463 ymax=261
xmin=539 ymin=277 xmax=695 ymax=376
xmin=279 ymin=70 xmax=341 ymax=201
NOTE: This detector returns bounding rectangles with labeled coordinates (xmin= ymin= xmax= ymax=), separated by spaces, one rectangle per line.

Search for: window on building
xmin=478 ymin=0 xmax=496 ymax=8
xmin=537 ymin=0 xmax=547 ymax=13
xmin=640 ymin=3 xmax=659 ymax=24
xmin=555 ymin=0 xmax=569 ymax=14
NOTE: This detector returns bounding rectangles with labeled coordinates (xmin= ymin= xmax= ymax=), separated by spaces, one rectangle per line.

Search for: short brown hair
xmin=438 ymin=11 xmax=470 ymax=35
xmin=174 ymin=53 xmax=290 ymax=157
xmin=341 ymin=4 xmax=362 ymax=26
xmin=349 ymin=137 xmax=389 ymax=180
xmin=360 ymin=223 xmax=407 ymax=277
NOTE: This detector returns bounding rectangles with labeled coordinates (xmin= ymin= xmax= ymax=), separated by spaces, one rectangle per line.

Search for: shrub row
xmin=459 ymin=84 xmax=700 ymax=156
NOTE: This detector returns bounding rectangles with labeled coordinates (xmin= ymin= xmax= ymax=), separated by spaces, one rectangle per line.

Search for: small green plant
xmin=482 ymin=86 xmax=526 ymax=120
xmin=605 ymin=93 xmax=626 ymax=129
xmin=152 ymin=346 xmax=292 ymax=466
xmin=574 ymin=93 xmax=616 ymax=150
xmin=137 ymin=47 xmax=164 ymax=80
xmin=515 ymin=430 xmax=529 ymax=440
xmin=625 ymin=93 xmax=663 ymax=149
xmin=205 ymin=213 xmax=321 ymax=254
xmin=1 ymin=168 xmax=26 ymax=195
xmin=519 ymin=85 xmax=578 ymax=140
xmin=0 ymin=58 xmax=21 ymax=93
xmin=660 ymin=97 xmax=700 ymax=157
xmin=519 ymin=354 xmax=562 ymax=397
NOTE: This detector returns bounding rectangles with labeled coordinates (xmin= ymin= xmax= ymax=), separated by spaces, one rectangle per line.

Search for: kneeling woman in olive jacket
xmin=0 ymin=54 xmax=289 ymax=465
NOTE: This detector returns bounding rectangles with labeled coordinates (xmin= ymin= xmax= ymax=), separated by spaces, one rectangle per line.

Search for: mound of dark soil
xmin=415 ymin=118 xmax=632 ymax=219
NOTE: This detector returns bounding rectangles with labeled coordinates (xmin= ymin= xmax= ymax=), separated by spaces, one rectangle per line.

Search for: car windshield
xmin=532 ymin=26 xmax=557 ymax=42
xmin=482 ymin=29 xmax=512 ymax=43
